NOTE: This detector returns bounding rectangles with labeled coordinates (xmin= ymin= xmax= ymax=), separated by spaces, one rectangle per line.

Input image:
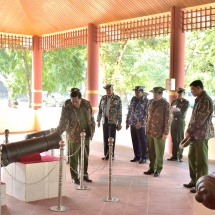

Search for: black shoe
xmin=154 ymin=172 xmax=160 ymax=177
xmin=130 ymin=157 xmax=139 ymax=162
xmin=183 ymin=183 xmax=195 ymax=188
xmin=167 ymin=157 xmax=177 ymax=161
xmin=112 ymin=157 xmax=115 ymax=160
xmin=84 ymin=177 xmax=92 ymax=183
xmin=139 ymin=159 xmax=147 ymax=164
xmin=178 ymin=159 xmax=183 ymax=162
xmin=143 ymin=169 xmax=154 ymax=175
xmin=102 ymin=156 xmax=109 ymax=160
xmin=190 ymin=188 xmax=196 ymax=193
xmin=72 ymin=179 xmax=80 ymax=185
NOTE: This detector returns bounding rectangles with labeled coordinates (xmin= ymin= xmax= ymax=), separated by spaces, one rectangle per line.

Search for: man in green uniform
xmin=56 ymin=88 xmax=95 ymax=185
xmin=183 ymin=80 xmax=214 ymax=193
xmin=167 ymin=88 xmax=189 ymax=162
xmin=144 ymin=87 xmax=170 ymax=177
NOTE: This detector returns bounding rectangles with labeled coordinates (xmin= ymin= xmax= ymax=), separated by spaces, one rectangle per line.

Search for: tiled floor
xmin=1 ymin=140 xmax=215 ymax=215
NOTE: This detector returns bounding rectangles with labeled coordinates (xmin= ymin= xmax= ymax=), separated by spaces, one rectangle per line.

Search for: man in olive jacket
xmin=183 ymin=80 xmax=214 ymax=193
xmin=144 ymin=87 xmax=170 ymax=177
xmin=56 ymin=88 xmax=95 ymax=185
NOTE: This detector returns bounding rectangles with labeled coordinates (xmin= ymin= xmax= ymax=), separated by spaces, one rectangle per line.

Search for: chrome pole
xmin=76 ymin=131 xmax=89 ymax=190
xmin=5 ymin=129 xmax=9 ymax=144
xmin=50 ymin=140 xmax=69 ymax=212
xmin=102 ymin=137 xmax=119 ymax=202
xmin=50 ymin=128 xmax=55 ymax=156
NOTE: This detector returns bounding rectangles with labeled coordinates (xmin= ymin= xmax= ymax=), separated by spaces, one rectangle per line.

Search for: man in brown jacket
xmin=183 ymin=80 xmax=214 ymax=193
xmin=144 ymin=87 xmax=170 ymax=177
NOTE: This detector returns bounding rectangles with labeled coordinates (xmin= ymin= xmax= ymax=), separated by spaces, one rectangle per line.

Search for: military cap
xmin=177 ymin=87 xmax=185 ymax=93
xmin=132 ymin=86 xmax=145 ymax=91
xmin=103 ymin=84 xmax=114 ymax=89
xmin=68 ymin=87 xmax=80 ymax=92
xmin=150 ymin=86 xmax=166 ymax=93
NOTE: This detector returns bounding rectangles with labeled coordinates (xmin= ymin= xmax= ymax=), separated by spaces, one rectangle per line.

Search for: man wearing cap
xmin=144 ymin=86 xmax=170 ymax=177
xmin=183 ymin=80 xmax=214 ymax=193
xmin=56 ymin=88 xmax=95 ymax=185
xmin=167 ymin=87 xmax=189 ymax=162
xmin=126 ymin=86 xmax=149 ymax=164
xmin=97 ymin=84 xmax=122 ymax=160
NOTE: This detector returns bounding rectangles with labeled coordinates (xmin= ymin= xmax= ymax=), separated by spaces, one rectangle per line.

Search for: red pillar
xmin=87 ymin=23 xmax=99 ymax=114
xmin=169 ymin=6 xmax=185 ymax=101
xmin=167 ymin=6 xmax=185 ymax=153
xmin=32 ymin=36 xmax=42 ymax=110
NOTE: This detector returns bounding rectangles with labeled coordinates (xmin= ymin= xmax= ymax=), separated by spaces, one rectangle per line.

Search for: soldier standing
xmin=167 ymin=88 xmax=189 ymax=162
xmin=126 ymin=86 xmax=149 ymax=164
xmin=144 ymin=87 xmax=170 ymax=177
xmin=56 ymin=88 xmax=95 ymax=185
xmin=183 ymin=80 xmax=214 ymax=193
xmin=97 ymin=84 xmax=122 ymax=160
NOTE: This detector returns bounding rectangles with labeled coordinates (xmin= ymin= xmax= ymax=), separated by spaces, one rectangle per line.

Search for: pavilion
xmin=1 ymin=1 xmax=215 ymax=214
xmin=0 ymin=0 xmax=215 ymax=111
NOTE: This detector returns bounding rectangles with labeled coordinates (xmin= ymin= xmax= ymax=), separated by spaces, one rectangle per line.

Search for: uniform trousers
xmin=188 ymin=139 xmax=208 ymax=185
xmin=170 ymin=118 xmax=185 ymax=159
xmin=130 ymin=125 xmax=147 ymax=160
xmin=147 ymin=135 xmax=165 ymax=173
xmin=103 ymin=118 xmax=116 ymax=158
xmin=68 ymin=137 xmax=90 ymax=180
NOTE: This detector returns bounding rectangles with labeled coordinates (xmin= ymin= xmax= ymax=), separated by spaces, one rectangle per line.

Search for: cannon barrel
xmin=1 ymin=131 xmax=62 ymax=167
xmin=25 ymin=129 xmax=56 ymax=140
xmin=195 ymin=172 xmax=215 ymax=210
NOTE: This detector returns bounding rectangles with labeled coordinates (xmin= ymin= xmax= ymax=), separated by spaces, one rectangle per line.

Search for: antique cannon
xmin=1 ymin=131 xmax=62 ymax=166
xmin=195 ymin=172 xmax=215 ymax=210
xmin=25 ymin=128 xmax=56 ymax=139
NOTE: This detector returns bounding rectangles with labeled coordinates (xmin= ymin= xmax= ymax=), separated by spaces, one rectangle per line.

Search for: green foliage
xmin=42 ymin=46 xmax=87 ymax=94
xmin=99 ymin=36 xmax=170 ymax=97
xmin=184 ymin=29 xmax=215 ymax=93
xmin=0 ymin=49 xmax=32 ymax=99
xmin=1 ymin=28 xmax=215 ymax=108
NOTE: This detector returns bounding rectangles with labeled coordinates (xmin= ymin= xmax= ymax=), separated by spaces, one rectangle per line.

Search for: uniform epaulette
xmin=81 ymin=98 xmax=90 ymax=106
xmin=64 ymin=99 xmax=71 ymax=107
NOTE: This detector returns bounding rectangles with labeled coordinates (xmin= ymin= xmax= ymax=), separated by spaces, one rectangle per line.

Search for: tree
xmin=42 ymin=46 xmax=87 ymax=94
xmin=185 ymin=29 xmax=215 ymax=93
xmin=0 ymin=49 xmax=32 ymax=107
xmin=99 ymin=36 xmax=170 ymax=105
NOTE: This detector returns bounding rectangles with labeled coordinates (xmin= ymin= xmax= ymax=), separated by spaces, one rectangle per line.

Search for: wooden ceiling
xmin=0 ymin=0 xmax=214 ymax=36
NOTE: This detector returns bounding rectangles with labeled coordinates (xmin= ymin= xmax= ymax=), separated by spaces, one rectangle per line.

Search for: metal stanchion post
xmin=75 ymin=131 xmax=89 ymax=190
xmin=50 ymin=140 xmax=69 ymax=212
xmin=50 ymin=128 xmax=55 ymax=156
xmin=5 ymin=129 xmax=9 ymax=144
xmin=102 ymin=137 xmax=119 ymax=202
